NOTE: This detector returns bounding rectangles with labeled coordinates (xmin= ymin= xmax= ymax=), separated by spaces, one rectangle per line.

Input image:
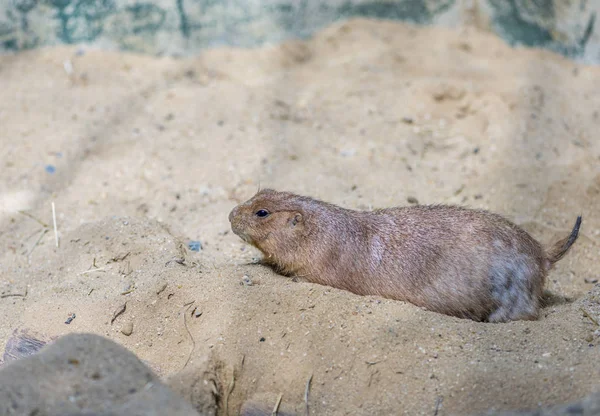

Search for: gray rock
xmin=482 ymin=391 xmax=600 ymax=415
xmin=0 ymin=333 xmax=202 ymax=416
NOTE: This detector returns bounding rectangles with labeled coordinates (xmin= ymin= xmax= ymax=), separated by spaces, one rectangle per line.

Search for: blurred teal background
xmin=1 ymin=0 xmax=598 ymax=63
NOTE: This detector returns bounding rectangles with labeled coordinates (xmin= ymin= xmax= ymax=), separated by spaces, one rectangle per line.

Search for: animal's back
xmin=361 ymin=205 xmax=546 ymax=321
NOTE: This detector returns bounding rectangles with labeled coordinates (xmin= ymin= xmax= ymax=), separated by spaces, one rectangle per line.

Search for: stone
xmin=121 ymin=321 xmax=134 ymax=336
xmin=0 ymin=333 xmax=203 ymax=416
xmin=482 ymin=391 xmax=600 ymax=415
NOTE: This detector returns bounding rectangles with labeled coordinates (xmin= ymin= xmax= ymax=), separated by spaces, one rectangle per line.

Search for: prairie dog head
xmin=228 ymin=189 xmax=306 ymax=260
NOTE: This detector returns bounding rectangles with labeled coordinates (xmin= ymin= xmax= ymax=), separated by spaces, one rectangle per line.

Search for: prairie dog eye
xmin=255 ymin=209 xmax=270 ymax=218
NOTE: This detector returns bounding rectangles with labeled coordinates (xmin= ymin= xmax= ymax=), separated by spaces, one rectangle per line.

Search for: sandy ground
xmin=1 ymin=18 xmax=600 ymax=416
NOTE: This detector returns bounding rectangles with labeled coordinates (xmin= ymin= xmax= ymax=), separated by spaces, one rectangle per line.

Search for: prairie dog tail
xmin=545 ymin=216 xmax=582 ymax=268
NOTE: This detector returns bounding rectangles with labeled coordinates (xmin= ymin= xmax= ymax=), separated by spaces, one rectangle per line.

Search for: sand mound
xmin=1 ymin=18 xmax=600 ymax=415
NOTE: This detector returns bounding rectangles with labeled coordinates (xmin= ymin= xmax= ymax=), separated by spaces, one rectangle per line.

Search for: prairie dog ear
xmin=289 ymin=212 xmax=303 ymax=227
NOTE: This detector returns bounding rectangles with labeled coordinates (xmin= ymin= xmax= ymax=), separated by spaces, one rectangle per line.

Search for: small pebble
xmin=407 ymin=196 xmax=419 ymax=204
xmin=241 ymin=274 xmax=253 ymax=286
xmin=259 ymin=337 xmax=266 ymax=342
xmin=584 ymin=278 xmax=598 ymax=284
xmin=188 ymin=241 xmax=202 ymax=252
xmin=340 ymin=148 xmax=356 ymax=157
xmin=402 ymin=117 xmax=414 ymax=124
xmin=121 ymin=322 xmax=134 ymax=336
xmin=65 ymin=313 xmax=76 ymax=324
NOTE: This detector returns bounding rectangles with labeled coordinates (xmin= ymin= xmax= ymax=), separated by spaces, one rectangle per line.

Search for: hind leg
xmin=488 ymin=301 xmax=539 ymax=323
xmin=487 ymin=257 xmax=542 ymax=323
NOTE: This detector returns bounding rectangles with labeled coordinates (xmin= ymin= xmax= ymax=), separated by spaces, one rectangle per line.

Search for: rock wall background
xmin=1 ymin=0 xmax=599 ymax=63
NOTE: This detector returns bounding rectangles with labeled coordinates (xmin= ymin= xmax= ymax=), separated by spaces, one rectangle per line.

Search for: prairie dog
xmin=229 ymin=189 xmax=581 ymax=322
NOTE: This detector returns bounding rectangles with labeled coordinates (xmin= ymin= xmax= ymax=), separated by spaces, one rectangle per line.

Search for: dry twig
xmin=110 ymin=302 xmax=127 ymax=324
xmin=18 ymin=210 xmax=48 ymax=228
xmin=0 ymin=287 xmax=27 ymax=299
xmin=52 ymin=202 xmax=58 ymax=248
xmin=224 ymin=369 xmax=236 ymax=416
xmin=434 ymin=396 xmax=443 ymax=416
xmin=80 ymin=268 xmax=106 ymax=275
xmin=304 ymin=373 xmax=313 ymax=416
xmin=272 ymin=393 xmax=283 ymax=416
xmin=27 ymin=229 xmax=49 ymax=260
xmin=181 ymin=302 xmax=196 ymax=370
xmin=581 ymin=307 xmax=599 ymax=326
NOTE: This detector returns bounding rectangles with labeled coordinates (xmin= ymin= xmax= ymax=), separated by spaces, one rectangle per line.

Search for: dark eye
xmin=255 ymin=209 xmax=270 ymax=218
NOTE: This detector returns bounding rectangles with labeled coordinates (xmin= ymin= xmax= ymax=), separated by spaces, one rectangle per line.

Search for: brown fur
xmin=228 ymin=189 xmax=581 ymax=322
